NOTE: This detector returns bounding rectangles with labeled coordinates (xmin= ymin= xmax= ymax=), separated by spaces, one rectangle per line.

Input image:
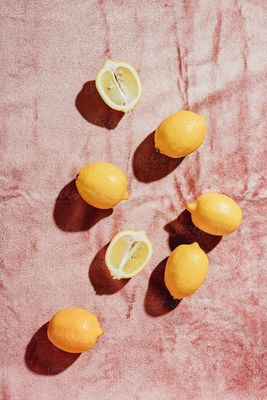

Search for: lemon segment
xmin=96 ymin=60 xmax=142 ymax=112
xmin=187 ymin=192 xmax=242 ymax=236
xmin=101 ymin=71 xmax=126 ymax=106
xmin=105 ymin=230 xmax=153 ymax=279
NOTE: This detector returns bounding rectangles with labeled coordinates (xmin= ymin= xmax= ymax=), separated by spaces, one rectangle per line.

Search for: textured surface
xmin=1 ymin=1 xmax=267 ymax=399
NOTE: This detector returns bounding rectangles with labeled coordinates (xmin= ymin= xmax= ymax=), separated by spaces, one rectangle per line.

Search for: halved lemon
xmin=96 ymin=59 xmax=142 ymax=113
xmin=105 ymin=230 xmax=153 ymax=279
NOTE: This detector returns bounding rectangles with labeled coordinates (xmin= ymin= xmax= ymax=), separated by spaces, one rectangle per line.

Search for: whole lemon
xmin=164 ymin=243 xmax=209 ymax=299
xmin=187 ymin=192 xmax=242 ymax=236
xmin=154 ymin=110 xmax=206 ymax=158
xmin=75 ymin=162 xmax=129 ymax=209
xmin=47 ymin=307 xmax=103 ymax=353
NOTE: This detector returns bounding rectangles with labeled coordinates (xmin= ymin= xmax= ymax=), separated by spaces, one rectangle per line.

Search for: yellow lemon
xmin=105 ymin=230 xmax=153 ymax=279
xmin=75 ymin=162 xmax=129 ymax=209
xmin=47 ymin=308 xmax=103 ymax=353
xmin=187 ymin=192 xmax=242 ymax=236
xmin=154 ymin=110 xmax=206 ymax=158
xmin=96 ymin=59 xmax=142 ymax=112
xmin=164 ymin=243 xmax=209 ymax=299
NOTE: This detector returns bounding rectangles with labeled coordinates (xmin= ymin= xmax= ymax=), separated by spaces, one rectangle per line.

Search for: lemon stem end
xmin=187 ymin=202 xmax=197 ymax=213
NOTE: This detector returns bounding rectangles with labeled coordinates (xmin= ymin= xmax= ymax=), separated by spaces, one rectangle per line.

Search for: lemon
xmin=105 ymin=230 xmax=153 ymax=279
xmin=96 ymin=59 xmax=142 ymax=113
xmin=47 ymin=308 xmax=103 ymax=353
xmin=187 ymin=192 xmax=242 ymax=236
xmin=75 ymin=162 xmax=129 ymax=209
xmin=154 ymin=110 xmax=206 ymax=158
xmin=164 ymin=243 xmax=209 ymax=299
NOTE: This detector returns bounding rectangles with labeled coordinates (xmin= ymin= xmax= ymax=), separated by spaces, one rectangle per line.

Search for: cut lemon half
xmin=105 ymin=230 xmax=153 ymax=279
xmin=96 ymin=59 xmax=142 ymax=113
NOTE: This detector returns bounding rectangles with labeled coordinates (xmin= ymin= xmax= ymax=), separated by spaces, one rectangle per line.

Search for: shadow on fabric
xmin=75 ymin=80 xmax=124 ymax=129
xmin=144 ymin=258 xmax=181 ymax=317
xmin=88 ymin=243 xmax=129 ymax=295
xmin=132 ymin=132 xmax=184 ymax=183
xmin=25 ymin=323 xmax=80 ymax=375
xmin=165 ymin=209 xmax=222 ymax=253
xmin=89 ymin=243 xmax=129 ymax=295
xmin=53 ymin=180 xmax=113 ymax=232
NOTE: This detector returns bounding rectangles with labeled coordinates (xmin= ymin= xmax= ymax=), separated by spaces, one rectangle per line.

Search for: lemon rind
xmin=96 ymin=59 xmax=142 ymax=113
xmin=105 ymin=230 xmax=153 ymax=279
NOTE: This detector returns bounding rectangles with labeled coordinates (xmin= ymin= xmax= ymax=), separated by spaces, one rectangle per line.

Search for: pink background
xmin=1 ymin=1 xmax=266 ymax=399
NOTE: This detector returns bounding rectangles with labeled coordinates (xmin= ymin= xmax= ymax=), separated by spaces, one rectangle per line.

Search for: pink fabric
xmin=1 ymin=1 xmax=266 ymax=399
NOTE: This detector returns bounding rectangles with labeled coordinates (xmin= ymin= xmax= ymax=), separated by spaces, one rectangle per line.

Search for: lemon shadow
xmin=165 ymin=209 xmax=222 ymax=253
xmin=89 ymin=243 xmax=129 ymax=295
xmin=144 ymin=258 xmax=181 ymax=317
xmin=133 ymin=132 xmax=184 ymax=183
xmin=25 ymin=323 xmax=80 ymax=375
xmin=75 ymin=80 xmax=124 ymax=129
xmin=53 ymin=180 xmax=113 ymax=232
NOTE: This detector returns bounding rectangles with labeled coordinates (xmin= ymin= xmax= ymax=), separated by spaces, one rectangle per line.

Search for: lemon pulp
xmin=105 ymin=230 xmax=153 ymax=279
xmin=96 ymin=60 xmax=142 ymax=112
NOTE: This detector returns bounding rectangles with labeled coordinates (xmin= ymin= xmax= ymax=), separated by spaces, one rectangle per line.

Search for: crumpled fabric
xmin=1 ymin=1 xmax=266 ymax=399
